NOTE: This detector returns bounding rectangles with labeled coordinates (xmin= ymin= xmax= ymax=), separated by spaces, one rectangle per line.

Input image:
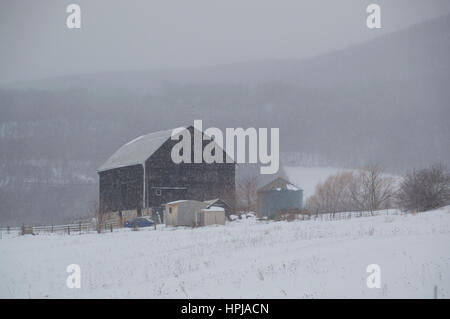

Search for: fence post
xmin=7 ymin=226 xmax=10 ymax=234
xmin=67 ymin=225 xmax=70 ymax=235
xmin=110 ymin=224 xmax=113 ymax=232
xmin=79 ymin=222 xmax=82 ymax=234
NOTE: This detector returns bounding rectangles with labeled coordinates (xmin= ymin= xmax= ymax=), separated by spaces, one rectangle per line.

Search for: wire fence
xmin=0 ymin=209 xmax=399 ymax=238
xmin=307 ymin=208 xmax=401 ymax=222
xmin=0 ymin=220 xmax=121 ymax=237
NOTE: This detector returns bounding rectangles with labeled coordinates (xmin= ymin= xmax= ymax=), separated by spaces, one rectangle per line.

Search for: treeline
xmin=1 ymin=81 xmax=449 ymax=173
xmin=307 ymin=164 xmax=450 ymax=215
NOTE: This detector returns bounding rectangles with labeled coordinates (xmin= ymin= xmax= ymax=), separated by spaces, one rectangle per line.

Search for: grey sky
xmin=1 ymin=0 xmax=450 ymax=84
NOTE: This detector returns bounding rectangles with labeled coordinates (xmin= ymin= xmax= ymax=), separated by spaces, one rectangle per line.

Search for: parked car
xmin=124 ymin=217 xmax=155 ymax=228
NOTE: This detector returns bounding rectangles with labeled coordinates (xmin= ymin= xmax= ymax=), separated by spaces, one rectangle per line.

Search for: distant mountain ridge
xmin=1 ymin=15 xmax=449 ymax=225
xmin=5 ymin=14 xmax=450 ymax=92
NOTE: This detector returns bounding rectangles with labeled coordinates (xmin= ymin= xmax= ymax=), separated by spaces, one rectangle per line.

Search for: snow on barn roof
xmin=98 ymin=126 xmax=236 ymax=172
xmin=258 ymin=177 xmax=302 ymax=192
xmin=166 ymin=200 xmax=189 ymax=205
xmin=98 ymin=126 xmax=235 ymax=172
xmin=97 ymin=129 xmax=173 ymax=172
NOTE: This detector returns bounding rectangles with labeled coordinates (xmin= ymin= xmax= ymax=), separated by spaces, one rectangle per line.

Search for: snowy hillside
xmin=1 ymin=206 xmax=449 ymax=298
xmin=2 ymin=15 xmax=450 ymax=226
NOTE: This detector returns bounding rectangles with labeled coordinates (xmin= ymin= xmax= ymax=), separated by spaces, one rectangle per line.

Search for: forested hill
xmin=1 ymin=15 xmax=449 ymax=225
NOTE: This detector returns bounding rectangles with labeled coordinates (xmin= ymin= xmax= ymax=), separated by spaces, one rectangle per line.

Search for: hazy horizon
xmin=2 ymin=0 xmax=450 ymax=85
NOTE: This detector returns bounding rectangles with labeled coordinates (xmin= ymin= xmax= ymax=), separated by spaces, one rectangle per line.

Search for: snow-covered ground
xmin=1 ymin=207 xmax=449 ymax=298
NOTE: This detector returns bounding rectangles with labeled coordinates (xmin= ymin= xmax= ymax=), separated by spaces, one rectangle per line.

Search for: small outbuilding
xmin=165 ymin=200 xmax=207 ymax=227
xmin=196 ymin=206 xmax=226 ymax=226
xmin=203 ymin=198 xmax=233 ymax=217
xmin=257 ymin=177 xmax=303 ymax=219
xmin=164 ymin=200 xmax=226 ymax=227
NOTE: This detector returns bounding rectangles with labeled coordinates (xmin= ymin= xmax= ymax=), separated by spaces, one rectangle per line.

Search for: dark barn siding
xmin=99 ymin=164 xmax=143 ymax=213
xmin=145 ymin=127 xmax=235 ymax=213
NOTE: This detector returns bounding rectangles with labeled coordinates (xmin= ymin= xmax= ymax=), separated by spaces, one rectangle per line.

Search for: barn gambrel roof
xmin=98 ymin=129 xmax=173 ymax=172
xmin=97 ymin=127 xmax=234 ymax=172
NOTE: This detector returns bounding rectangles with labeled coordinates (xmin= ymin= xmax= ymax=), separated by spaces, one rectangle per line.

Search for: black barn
xmin=97 ymin=126 xmax=235 ymax=221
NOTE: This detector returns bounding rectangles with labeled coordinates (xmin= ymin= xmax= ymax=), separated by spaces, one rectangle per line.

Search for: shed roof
xmin=204 ymin=198 xmax=232 ymax=208
xmin=97 ymin=126 xmax=234 ymax=172
xmin=258 ymin=177 xmax=302 ymax=192
xmin=201 ymin=206 xmax=225 ymax=212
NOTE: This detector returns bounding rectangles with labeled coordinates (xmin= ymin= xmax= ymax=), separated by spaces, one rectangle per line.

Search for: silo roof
xmin=258 ymin=177 xmax=302 ymax=192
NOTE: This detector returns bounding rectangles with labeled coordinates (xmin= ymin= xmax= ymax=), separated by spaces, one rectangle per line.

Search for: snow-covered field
xmin=1 ymin=207 xmax=449 ymax=298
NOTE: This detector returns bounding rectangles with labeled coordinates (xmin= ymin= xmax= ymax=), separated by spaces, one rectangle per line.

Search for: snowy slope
xmin=1 ymin=206 xmax=449 ymax=298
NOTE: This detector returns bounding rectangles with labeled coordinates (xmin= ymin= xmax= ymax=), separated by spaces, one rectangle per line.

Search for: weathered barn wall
xmin=145 ymin=127 xmax=235 ymax=215
xmin=99 ymin=126 xmax=235 ymax=221
xmin=99 ymin=164 xmax=143 ymax=213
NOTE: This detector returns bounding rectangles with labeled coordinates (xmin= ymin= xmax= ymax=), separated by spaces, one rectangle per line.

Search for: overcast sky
xmin=1 ymin=0 xmax=450 ymax=84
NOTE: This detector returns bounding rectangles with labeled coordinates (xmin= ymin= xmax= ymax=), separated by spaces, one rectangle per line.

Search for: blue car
xmin=124 ymin=216 xmax=155 ymax=228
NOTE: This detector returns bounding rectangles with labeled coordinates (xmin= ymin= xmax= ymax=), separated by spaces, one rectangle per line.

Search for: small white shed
xmin=195 ymin=206 xmax=226 ymax=226
xmin=165 ymin=200 xmax=208 ymax=227
xmin=165 ymin=200 xmax=226 ymax=227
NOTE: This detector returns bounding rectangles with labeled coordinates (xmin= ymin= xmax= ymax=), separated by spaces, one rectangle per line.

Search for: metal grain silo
xmin=257 ymin=177 xmax=303 ymax=219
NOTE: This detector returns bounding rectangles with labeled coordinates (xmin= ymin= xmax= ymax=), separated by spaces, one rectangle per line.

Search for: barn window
xmin=169 ymin=207 xmax=172 ymax=214
xmin=155 ymin=188 xmax=162 ymax=196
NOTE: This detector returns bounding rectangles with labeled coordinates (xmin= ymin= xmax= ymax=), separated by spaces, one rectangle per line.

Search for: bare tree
xmin=91 ymin=200 xmax=105 ymax=233
xmin=348 ymin=172 xmax=368 ymax=214
xmin=236 ymin=173 xmax=259 ymax=213
xmin=307 ymin=171 xmax=356 ymax=216
xmin=398 ymin=164 xmax=450 ymax=212
xmin=307 ymin=165 xmax=395 ymax=216
xmin=357 ymin=164 xmax=394 ymax=215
